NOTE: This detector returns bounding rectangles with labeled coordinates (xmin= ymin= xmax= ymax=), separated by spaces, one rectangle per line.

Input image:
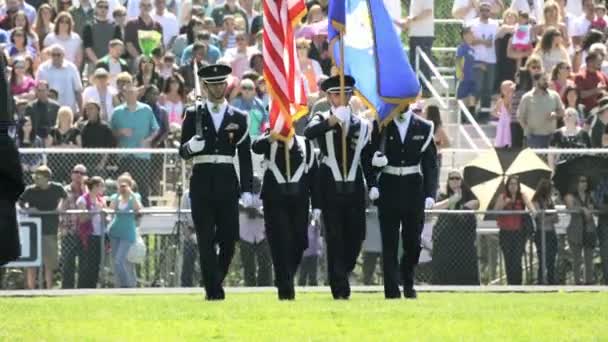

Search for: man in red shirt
xmin=575 ymin=52 xmax=608 ymax=112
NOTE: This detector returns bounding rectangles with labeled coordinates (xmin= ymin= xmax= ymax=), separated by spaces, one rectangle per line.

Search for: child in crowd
xmin=493 ymin=80 xmax=516 ymax=147
xmin=456 ymin=26 xmax=477 ymax=116
xmin=512 ymin=12 xmax=533 ymax=53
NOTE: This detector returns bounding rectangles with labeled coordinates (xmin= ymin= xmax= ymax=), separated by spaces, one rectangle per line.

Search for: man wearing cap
xmin=304 ymin=75 xmax=374 ymax=300
xmin=83 ymin=68 xmax=116 ymax=122
xmin=368 ymin=101 xmax=438 ymax=299
xmin=179 ymin=64 xmax=253 ymax=300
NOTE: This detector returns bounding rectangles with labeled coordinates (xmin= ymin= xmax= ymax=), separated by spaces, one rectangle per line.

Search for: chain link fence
xmin=5 ymin=207 xmax=608 ymax=289
xmin=4 ymin=147 xmax=608 ymax=289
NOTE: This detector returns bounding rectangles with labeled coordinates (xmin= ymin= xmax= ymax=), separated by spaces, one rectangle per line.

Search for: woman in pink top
xmin=10 ymin=58 xmax=36 ymax=101
xmin=161 ymin=74 xmax=186 ymax=125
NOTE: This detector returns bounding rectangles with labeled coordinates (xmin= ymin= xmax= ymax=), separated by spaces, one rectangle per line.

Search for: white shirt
xmin=383 ymin=0 xmax=402 ymax=35
xmin=394 ymin=111 xmax=412 ymax=142
xmin=470 ymin=17 xmax=499 ymax=64
xmin=566 ymin=0 xmax=583 ymax=18
xmin=43 ymin=33 xmax=83 ymax=64
xmin=452 ymin=0 xmax=478 ymax=24
xmin=36 ymin=60 xmax=83 ymax=112
xmin=83 ymin=85 xmax=117 ymax=122
xmin=76 ymin=195 xmax=103 ymax=236
xmin=510 ymin=0 xmax=543 ymax=23
xmin=153 ymin=10 xmax=179 ymax=47
xmin=573 ymin=15 xmax=592 ymax=38
xmin=408 ymin=0 xmax=434 ymax=37
xmin=207 ymin=100 xmax=228 ymax=132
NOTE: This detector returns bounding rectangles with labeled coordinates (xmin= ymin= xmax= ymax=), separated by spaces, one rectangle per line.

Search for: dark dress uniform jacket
xmin=252 ymin=134 xmax=321 ymax=208
xmin=304 ymin=110 xmax=375 ymax=206
xmin=179 ymin=103 xmax=253 ymax=200
xmin=372 ymin=115 xmax=438 ymax=208
xmin=0 ymin=57 xmax=25 ymax=266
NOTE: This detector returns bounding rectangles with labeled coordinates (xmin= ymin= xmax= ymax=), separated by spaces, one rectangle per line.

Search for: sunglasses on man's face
xmin=449 ymin=177 xmax=462 ymax=181
xmin=97 ymin=5 xmax=109 ymax=9
xmin=72 ymin=170 xmax=86 ymax=175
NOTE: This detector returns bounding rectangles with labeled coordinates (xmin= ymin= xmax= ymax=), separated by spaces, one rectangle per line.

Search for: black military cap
xmin=198 ymin=64 xmax=232 ymax=84
xmin=320 ymin=75 xmax=356 ymax=93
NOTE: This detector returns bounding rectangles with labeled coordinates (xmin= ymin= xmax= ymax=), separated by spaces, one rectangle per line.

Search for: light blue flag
xmin=328 ymin=0 xmax=420 ymax=126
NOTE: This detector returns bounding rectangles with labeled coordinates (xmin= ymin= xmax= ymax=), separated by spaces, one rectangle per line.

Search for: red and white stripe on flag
xmin=263 ymin=0 xmax=308 ymax=140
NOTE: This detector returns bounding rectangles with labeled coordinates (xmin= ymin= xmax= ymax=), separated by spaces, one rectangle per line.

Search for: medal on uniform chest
xmin=225 ymin=123 xmax=240 ymax=144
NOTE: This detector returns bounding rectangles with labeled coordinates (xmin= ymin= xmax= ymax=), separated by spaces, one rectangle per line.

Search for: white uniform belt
xmin=193 ymin=155 xmax=233 ymax=164
xmin=382 ymin=165 xmax=421 ymax=176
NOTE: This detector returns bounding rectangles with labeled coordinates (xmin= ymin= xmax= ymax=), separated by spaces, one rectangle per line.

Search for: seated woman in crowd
xmin=431 ymin=169 xmax=480 ymax=285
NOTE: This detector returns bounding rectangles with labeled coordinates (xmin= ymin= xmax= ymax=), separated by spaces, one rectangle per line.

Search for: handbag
xmin=127 ymin=229 xmax=147 ymax=264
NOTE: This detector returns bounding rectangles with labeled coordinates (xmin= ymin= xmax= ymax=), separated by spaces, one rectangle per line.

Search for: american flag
xmin=263 ymin=0 xmax=308 ymax=140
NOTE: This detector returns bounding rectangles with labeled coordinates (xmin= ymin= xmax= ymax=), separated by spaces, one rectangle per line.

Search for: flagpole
xmin=339 ymin=31 xmax=347 ymax=179
xmin=285 ymin=138 xmax=291 ymax=182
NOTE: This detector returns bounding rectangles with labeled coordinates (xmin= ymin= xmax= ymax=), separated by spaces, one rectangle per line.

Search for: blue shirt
xmin=0 ymin=29 xmax=8 ymax=44
xmin=231 ymin=97 xmax=267 ymax=138
xmin=111 ymin=102 xmax=159 ymax=160
xmin=108 ymin=193 xmax=140 ymax=243
xmin=456 ymin=43 xmax=475 ymax=82
xmin=180 ymin=43 xmax=222 ymax=66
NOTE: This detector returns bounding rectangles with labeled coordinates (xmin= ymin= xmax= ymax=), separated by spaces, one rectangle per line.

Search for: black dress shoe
xmin=205 ymin=295 xmax=225 ymax=301
xmin=385 ymin=293 xmax=401 ymax=300
xmin=403 ymin=288 xmax=417 ymax=299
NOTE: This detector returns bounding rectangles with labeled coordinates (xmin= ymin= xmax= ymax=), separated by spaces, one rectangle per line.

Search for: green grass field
xmin=0 ymin=292 xmax=606 ymax=341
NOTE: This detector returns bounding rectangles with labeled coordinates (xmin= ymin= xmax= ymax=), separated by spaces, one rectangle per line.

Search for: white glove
xmin=312 ymin=208 xmax=322 ymax=222
xmin=425 ymin=197 xmax=435 ymax=209
xmin=371 ymin=151 xmax=388 ymax=168
xmin=334 ymin=106 xmax=350 ymax=123
xmin=187 ymin=135 xmax=205 ymax=153
xmin=369 ymin=187 xmax=380 ymax=201
xmin=241 ymin=192 xmax=254 ymax=208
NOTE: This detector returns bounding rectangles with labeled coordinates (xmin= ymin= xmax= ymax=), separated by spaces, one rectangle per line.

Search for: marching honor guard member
xmin=251 ymin=130 xmax=321 ymax=300
xmin=369 ymin=103 xmax=438 ymax=299
xmin=304 ymin=75 xmax=374 ymax=300
xmin=179 ymin=64 xmax=254 ymax=300
xmin=0 ymin=53 xmax=25 ymax=266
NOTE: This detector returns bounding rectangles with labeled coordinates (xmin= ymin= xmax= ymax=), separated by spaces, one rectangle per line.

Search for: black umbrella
xmin=463 ymin=148 xmax=552 ymax=212
xmin=552 ymin=156 xmax=608 ymax=196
